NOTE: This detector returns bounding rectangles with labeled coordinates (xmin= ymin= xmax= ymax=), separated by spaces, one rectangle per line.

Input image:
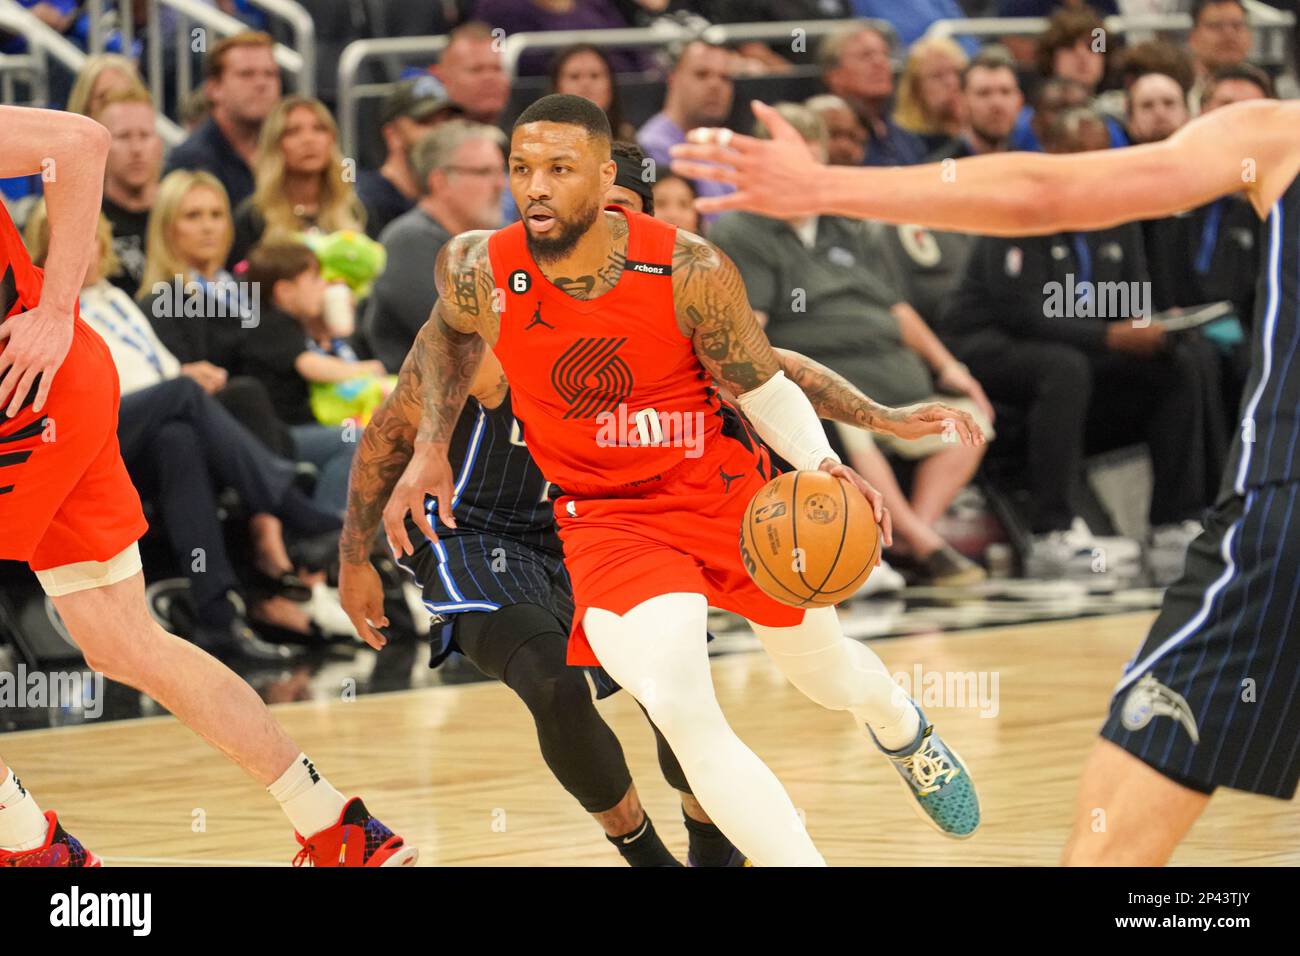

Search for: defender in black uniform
xmin=670 ymin=95 xmax=1300 ymax=864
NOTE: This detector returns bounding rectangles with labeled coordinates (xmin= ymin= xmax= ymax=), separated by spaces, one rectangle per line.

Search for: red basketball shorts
xmin=0 ymin=318 xmax=147 ymax=571
xmin=553 ymin=411 xmax=806 ymax=666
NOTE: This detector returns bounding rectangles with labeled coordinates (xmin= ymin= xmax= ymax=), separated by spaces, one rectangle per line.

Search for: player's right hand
xmin=338 ymin=559 xmax=390 ymax=649
xmin=0 ymin=302 xmax=74 ymax=416
xmin=383 ymin=441 xmax=455 ymax=557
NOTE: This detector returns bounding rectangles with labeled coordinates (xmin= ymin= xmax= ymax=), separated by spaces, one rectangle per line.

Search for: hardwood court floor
xmin=3 ymin=611 xmax=1296 ymax=866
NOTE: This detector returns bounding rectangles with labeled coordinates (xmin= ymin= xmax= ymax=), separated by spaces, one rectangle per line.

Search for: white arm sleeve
xmin=732 ymin=370 xmax=841 ymax=472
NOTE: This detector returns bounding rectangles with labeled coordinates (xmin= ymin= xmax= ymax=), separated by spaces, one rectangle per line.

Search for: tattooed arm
xmin=379 ymin=232 xmax=496 ymax=559
xmin=772 ymin=348 xmax=984 ymax=446
xmin=413 ymin=232 xmax=496 ymax=444
xmin=337 ymin=319 xmax=504 ymax=648
xmin=673 ymin=229 xmax=780 ymax=391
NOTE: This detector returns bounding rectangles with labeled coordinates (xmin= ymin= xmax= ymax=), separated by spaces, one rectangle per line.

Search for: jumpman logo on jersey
xmin=525 ymin=303 xmax=554 ymax=331
xmin=719 ymin=467 xmax=743 ymax=492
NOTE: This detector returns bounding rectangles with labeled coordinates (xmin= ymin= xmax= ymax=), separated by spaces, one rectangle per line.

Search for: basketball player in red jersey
xmin=0 ymin=105 xmax=413 ymax=867
xmin=672 ymin=98 xmax=1300 ymax=865
xmin=383 ymin=94 xmax=985 ymax=865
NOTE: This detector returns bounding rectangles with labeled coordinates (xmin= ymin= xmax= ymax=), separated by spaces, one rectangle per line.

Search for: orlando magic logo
xmin=552 ymin=337 xmax=634 ymax=419
xmin=1121 ymin=673 xmax=1200 ymax=744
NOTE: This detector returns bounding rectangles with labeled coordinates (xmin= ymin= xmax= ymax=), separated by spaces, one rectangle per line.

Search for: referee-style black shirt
xmin=1142 ymin=195 xmax=1261 ymax=324
xmin=943 ymin=222 xmax=1151 ymax=350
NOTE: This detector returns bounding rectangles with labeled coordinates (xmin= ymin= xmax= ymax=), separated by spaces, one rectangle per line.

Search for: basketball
xmin=738 ymin=470 xmax=881 ymax=608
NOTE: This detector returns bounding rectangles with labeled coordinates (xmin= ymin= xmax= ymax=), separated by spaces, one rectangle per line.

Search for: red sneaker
xmin=0 ymin=811 xmax=101 ymax=867
xmin=292 ymin=797 xmax=417 ymax=867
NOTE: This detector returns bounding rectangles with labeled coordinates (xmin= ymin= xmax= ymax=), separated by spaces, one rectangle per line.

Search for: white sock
xmin=0 ymin=769 xmax=49 ymax=851
xmin=750 ymin=607 xmax=921 ymax=751
xmin=268 ymin=754 xmax=347 ymax=838
xmin=585 ymin=594 xmax=826 ymax=867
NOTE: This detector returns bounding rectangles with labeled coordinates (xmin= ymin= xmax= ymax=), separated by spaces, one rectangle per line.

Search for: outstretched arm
xmin=0 ymin=107 xmax=112 ymax=416
xmin=772 ymin=348 xmax=984 ymax=446
xmin=670 ymin=99 xmax=1300 ymax=233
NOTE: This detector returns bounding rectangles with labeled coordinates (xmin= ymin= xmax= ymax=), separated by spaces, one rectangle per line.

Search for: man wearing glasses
xmin=365 ymin=120 xmax=507 ymax=373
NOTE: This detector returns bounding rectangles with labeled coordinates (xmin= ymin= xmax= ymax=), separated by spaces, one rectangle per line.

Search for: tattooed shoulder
xmin=671 ymin=229 xmax=721 ymax=298
xmin=434 ymin=231 xmax=498 ymax=338
xmin=672 ymin=233 xmax=777 ymax=394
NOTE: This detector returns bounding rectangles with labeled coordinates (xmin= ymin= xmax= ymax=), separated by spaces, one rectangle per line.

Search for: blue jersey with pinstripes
xmin=398 ymin=387 xmax=568 ymax=621
xmin=424 ymin=388 xmax=558 ymax=550
xmin=1227 ymin=175 xmax=1300 ymax=491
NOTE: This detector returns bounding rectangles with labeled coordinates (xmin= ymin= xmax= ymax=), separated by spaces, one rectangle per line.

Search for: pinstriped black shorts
xmin=1101 ymin=484 xmax=1300 ymax=798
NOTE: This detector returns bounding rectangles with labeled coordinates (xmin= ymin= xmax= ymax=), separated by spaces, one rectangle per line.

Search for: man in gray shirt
xmin=365 ymin=120 xmax=507 ymax=372
xmin=710 ymin=104 xmax=993 ymax=587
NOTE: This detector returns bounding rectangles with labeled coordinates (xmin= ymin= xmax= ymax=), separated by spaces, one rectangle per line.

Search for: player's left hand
xmin=818 ymin=458 xmax=893 ymax=550
xmin=0 ymin=303 xmax=74 ymax=416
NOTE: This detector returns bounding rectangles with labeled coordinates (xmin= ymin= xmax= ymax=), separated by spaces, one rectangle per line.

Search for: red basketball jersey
xmin=487 ymin=206 xmax=723 ymax=497
xmin=0 ymin=199 xmax=50 ymax=323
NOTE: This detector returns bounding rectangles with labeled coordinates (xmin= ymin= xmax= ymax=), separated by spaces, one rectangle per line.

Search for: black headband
xmin=612 ymin=152 xmax=655 ymax=213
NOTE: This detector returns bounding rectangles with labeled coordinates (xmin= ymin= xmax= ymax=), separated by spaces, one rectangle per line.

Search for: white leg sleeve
xmin=750 ymin=606 xmax=920 ymax=750
xmin=584 ymin=592 xmax=825 ymax=866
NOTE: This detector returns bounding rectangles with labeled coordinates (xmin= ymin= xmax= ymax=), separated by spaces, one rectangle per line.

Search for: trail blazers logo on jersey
xmin=1121 ymin=674 xmax=1200 ymax=744
xmin=552 ymin=337 xmax=634 ymax=419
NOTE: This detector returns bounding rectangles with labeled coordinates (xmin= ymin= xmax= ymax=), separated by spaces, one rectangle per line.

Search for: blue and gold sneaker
xmin=869 ymin=708 xmax=980 ymax=839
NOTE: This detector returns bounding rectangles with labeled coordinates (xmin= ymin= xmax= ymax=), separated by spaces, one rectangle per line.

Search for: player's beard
xmin=524 ymin=194 xmax=603 ymax=264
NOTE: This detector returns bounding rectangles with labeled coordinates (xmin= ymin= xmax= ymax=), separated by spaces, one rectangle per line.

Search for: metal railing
xmin=699 ymin=16 xmax=898 ymax=51
xmin=0 ymin=50 xmax=43 ymax=106
xmin=246 ymin=0 xmax=315 ymax=97
xmin=336 ymin=35 xmax=450 ymax=162
xmin=0 ymin=0 xmax=182 ymax=144
xmin=144 ymin=0 xmax=312 ymax=114
xmin=0 ymin=0 xmax=80 ymax=106
xmin=498 ymin=23 xmax=691 ymax=78
xmin=84 ymin=0 xmax=314 ymax=99
xmin=926 ymin=6 xmax=1296 ymax=66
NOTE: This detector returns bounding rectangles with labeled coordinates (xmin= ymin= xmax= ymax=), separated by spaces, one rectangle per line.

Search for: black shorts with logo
xmin=1101 ymin=483 xmax=1300 ymax=798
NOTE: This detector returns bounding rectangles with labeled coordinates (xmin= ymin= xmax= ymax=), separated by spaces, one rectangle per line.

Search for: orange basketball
xmin=738 ymin=470 xmax=881 ymax=608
